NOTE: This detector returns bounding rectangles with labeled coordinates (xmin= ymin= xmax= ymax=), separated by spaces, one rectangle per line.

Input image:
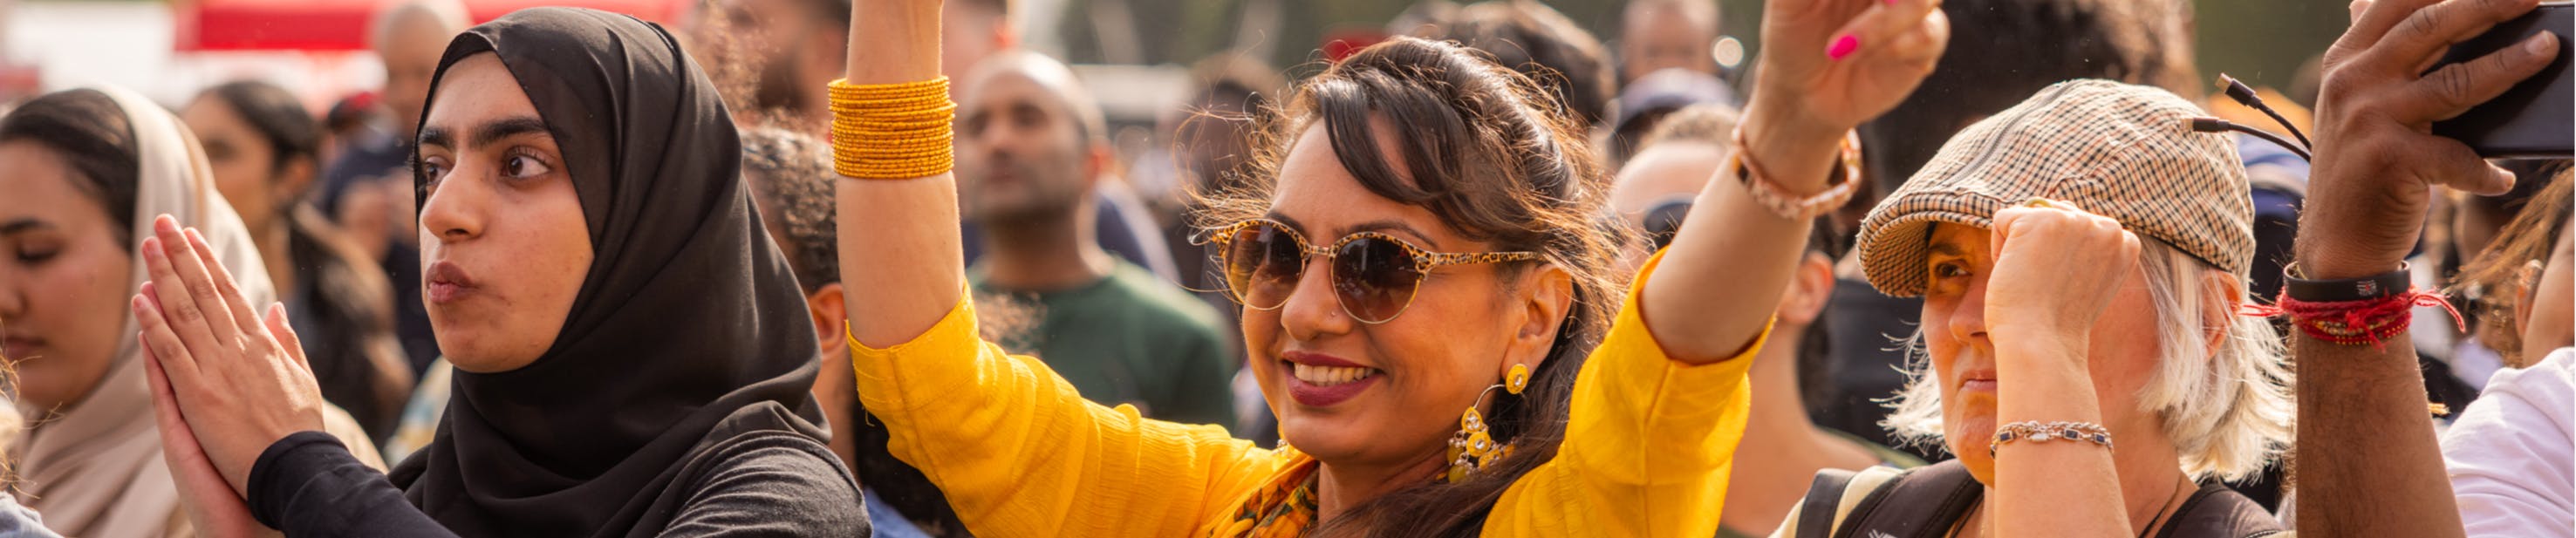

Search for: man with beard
xmin=705 ymin=0 xmax=850 ymax=122
xmin=955 ymin=51 xmax=1237 ymax=432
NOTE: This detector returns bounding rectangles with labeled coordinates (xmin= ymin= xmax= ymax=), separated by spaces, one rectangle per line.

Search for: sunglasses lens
xmin=1643 ymin=200 xmax=1692 ymax=252
xmin=1224 ymin=222 xmax=1304 ymax=310
xmin=1332 ymin=236 xmax=1426 ymax=323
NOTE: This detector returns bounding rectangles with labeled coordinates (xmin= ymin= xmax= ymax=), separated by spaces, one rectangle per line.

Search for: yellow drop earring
xmin=1445 ymin=364 xmax=1529 ymax=483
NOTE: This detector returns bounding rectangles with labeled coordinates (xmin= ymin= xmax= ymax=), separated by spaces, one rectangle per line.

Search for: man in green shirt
xmin=955 ymin=50 xmax=1237 ymax=431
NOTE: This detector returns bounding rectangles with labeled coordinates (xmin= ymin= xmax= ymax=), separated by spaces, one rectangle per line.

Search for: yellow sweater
xmin=848 ymin=254 xmax=1763 ymax=537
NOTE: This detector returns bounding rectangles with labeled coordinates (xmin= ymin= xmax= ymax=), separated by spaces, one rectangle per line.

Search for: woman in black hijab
xmin=126 ymin=8 xmax=864 ymax=536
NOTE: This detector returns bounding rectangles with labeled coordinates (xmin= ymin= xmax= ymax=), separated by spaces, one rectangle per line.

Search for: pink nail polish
xmin=1828 ymin=36 xmax=1860 ymax=60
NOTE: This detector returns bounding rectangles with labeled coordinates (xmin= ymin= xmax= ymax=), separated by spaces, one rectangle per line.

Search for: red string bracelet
xmin=2238 ymin=289 xmax=2463 ymax=349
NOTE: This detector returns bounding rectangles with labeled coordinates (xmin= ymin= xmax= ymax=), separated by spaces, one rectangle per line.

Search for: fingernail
xmin=1828 ymin=35 xmax=1860 ymax=61
xmin=2526 ymin=32 xmax=2557 ymax=55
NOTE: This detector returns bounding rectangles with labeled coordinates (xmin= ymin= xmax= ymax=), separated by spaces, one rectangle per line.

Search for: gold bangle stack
xmin=828 ymin=77 xmax=955 ymax=180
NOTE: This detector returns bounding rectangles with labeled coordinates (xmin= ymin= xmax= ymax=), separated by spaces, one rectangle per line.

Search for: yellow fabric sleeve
xmin=1484 ymin=249 xmax=1766 ymax=537
xmin=846 ymin=295 xmax=1284 ymax=537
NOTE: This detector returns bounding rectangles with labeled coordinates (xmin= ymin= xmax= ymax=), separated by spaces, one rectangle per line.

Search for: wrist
xmin=1738 ymin=104 xmax=1848 ymax=190
xmin=844 ymin=3 xmax=941 ymax=84
xmin=1990 ymin=322 xmax=2093 ymax=372
xmin=2292 ymin=235 xmax=2409 ymax=281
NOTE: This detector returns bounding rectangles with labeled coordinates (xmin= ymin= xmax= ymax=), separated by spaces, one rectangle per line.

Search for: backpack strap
xmin=1794 ymin=469 xmax=1859 ymax=538
xmin=2151 ymin=482 xmax=2289 ymax=538
xmin=1833 ymin=460 xmax=1985 ymax=538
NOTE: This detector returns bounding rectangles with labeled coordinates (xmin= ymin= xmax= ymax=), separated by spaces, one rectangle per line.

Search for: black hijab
xmin=386 ymin=8 xmax=830 ymax=536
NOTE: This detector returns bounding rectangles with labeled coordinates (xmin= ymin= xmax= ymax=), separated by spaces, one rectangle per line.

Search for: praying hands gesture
xmin=128 ymin=215 xmax=326 ymax=536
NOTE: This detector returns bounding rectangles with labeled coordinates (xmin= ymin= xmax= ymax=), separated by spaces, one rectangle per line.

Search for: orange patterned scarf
xmin=1210 ymin=454 xmax=1322 ymax=538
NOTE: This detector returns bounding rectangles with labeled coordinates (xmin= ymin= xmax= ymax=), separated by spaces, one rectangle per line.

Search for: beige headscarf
xmin=12 ymin=85 xmax=381 ymax=538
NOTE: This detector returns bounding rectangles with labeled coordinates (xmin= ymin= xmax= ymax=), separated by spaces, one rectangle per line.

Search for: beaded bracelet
xmin=1730 ymin=127 xmax=1861 ymax=221
xmin=2237 ymin=262 xmax=2464 ymax=348
xmin=828 ymin=77 xmax=955 ymax=180
xmin=1989 ymin=420 xmax=2113 ymax=456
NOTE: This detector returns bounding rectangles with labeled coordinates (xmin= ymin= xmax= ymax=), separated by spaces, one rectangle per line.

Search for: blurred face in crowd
xmin=1241 ymin=118 xmax=1566 ymax=476
xmin=376 ymin=10 xmax=461 ymax=135
xmin=1619 ymin=1 xmax=1718 ymax=84
xmin=0 ymin=141 xmax=135 ymax=412
xmin=2519 ymin=215 xmax=2575 ymax=361
xmin=414 ymin=53 xmax=594 ymax=372
xmin=182 ymin=96 xmax=311 ymax=235
xmin=1919 ymin=223 xmax=2168 ymax=483
xmin=1605 ymin=141 xmax=1725 ymax=273
xmin=955 ymin=60 xmax=1097 ymax=224
xmin=715 ymin=0 xmax=838 ymax=113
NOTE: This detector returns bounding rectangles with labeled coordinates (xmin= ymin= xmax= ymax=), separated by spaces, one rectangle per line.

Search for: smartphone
xmin=2429 ymin=2 xmax=2573 ymax=159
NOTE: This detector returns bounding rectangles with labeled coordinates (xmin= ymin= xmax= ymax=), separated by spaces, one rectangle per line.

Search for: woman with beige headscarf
xmin=0 ymin=86 xmax=379 ymax=538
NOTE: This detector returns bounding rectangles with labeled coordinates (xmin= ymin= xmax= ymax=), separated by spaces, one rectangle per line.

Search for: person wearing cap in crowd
xmin=1814 ymin=0 xmax=2224 ymax=466
xmin=1777 ymin=79 xmax=2293 ymax=538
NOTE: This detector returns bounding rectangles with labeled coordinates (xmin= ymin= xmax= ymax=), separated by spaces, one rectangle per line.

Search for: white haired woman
xmin=1775 ymin=79 xmax=2294 ymax=538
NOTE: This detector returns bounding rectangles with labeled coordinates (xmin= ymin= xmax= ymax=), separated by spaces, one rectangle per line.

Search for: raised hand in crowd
xmin=2293 ymin=0 xmax=2562 ymax=535
xmin=1651 ymin=0 xmax=1946 ymax=361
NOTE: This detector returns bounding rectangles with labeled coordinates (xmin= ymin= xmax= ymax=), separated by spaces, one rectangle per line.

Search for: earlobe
xmin=807 ymin=283 xmax=847 ymax=350
xmin=2200 ymin=271 xmax=2242 ymax=358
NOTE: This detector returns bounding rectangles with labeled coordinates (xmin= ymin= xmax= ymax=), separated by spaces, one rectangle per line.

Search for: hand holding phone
xmin=2431 ymin=2 xmax=2573 ymax=159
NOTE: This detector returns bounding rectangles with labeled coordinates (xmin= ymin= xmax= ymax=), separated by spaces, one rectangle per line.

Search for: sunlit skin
xmin=0 ymin=141 xmax=136 ymax=412
xmin=413 ymin=53 xmax=594 ymax=373
xmin=1243 ymin=119 xmax=1571 ymax=517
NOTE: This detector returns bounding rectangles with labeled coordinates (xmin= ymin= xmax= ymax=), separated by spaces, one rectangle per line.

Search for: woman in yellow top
xmin=831 ymin=0 xmax=1948 ymax=535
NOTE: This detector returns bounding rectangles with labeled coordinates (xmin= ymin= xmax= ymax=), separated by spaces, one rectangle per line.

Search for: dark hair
xmin=1418 ymin=1 xmax=1616 ymax=131
xmin=202 ymin=80 xmax=323 ymax=180
xmin=737 ymin=126 xmax=841 ymax=292
xmin=2453 ymin=167 xmax=2574 ymax=365
xmin=1196 ymin=36 xmax=1620 ymax=537
xmin=1857 ymin=0 xmax=2195 ymax=197
xmin=0 ymin=89 xmax=140 ymax=244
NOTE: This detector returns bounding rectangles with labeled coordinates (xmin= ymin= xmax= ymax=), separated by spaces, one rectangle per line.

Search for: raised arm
xmin=836 ymin=0 xmax=966 ymax=346
xmin=2292 ymin=0 xmax=2559 ymax=535
xmin=1644 ymin=0 xmax=1945 ymax=364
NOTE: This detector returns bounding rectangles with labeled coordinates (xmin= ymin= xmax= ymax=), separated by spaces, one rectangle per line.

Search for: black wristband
xmin=2284 ymin=262 xmax=2410 ymax=302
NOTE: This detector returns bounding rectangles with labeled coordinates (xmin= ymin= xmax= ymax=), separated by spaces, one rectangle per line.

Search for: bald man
xmin=1617 ymin=0 xmax=1720 ymax=85
xmin=954 ymin=51 xmax=1236 ymax=432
